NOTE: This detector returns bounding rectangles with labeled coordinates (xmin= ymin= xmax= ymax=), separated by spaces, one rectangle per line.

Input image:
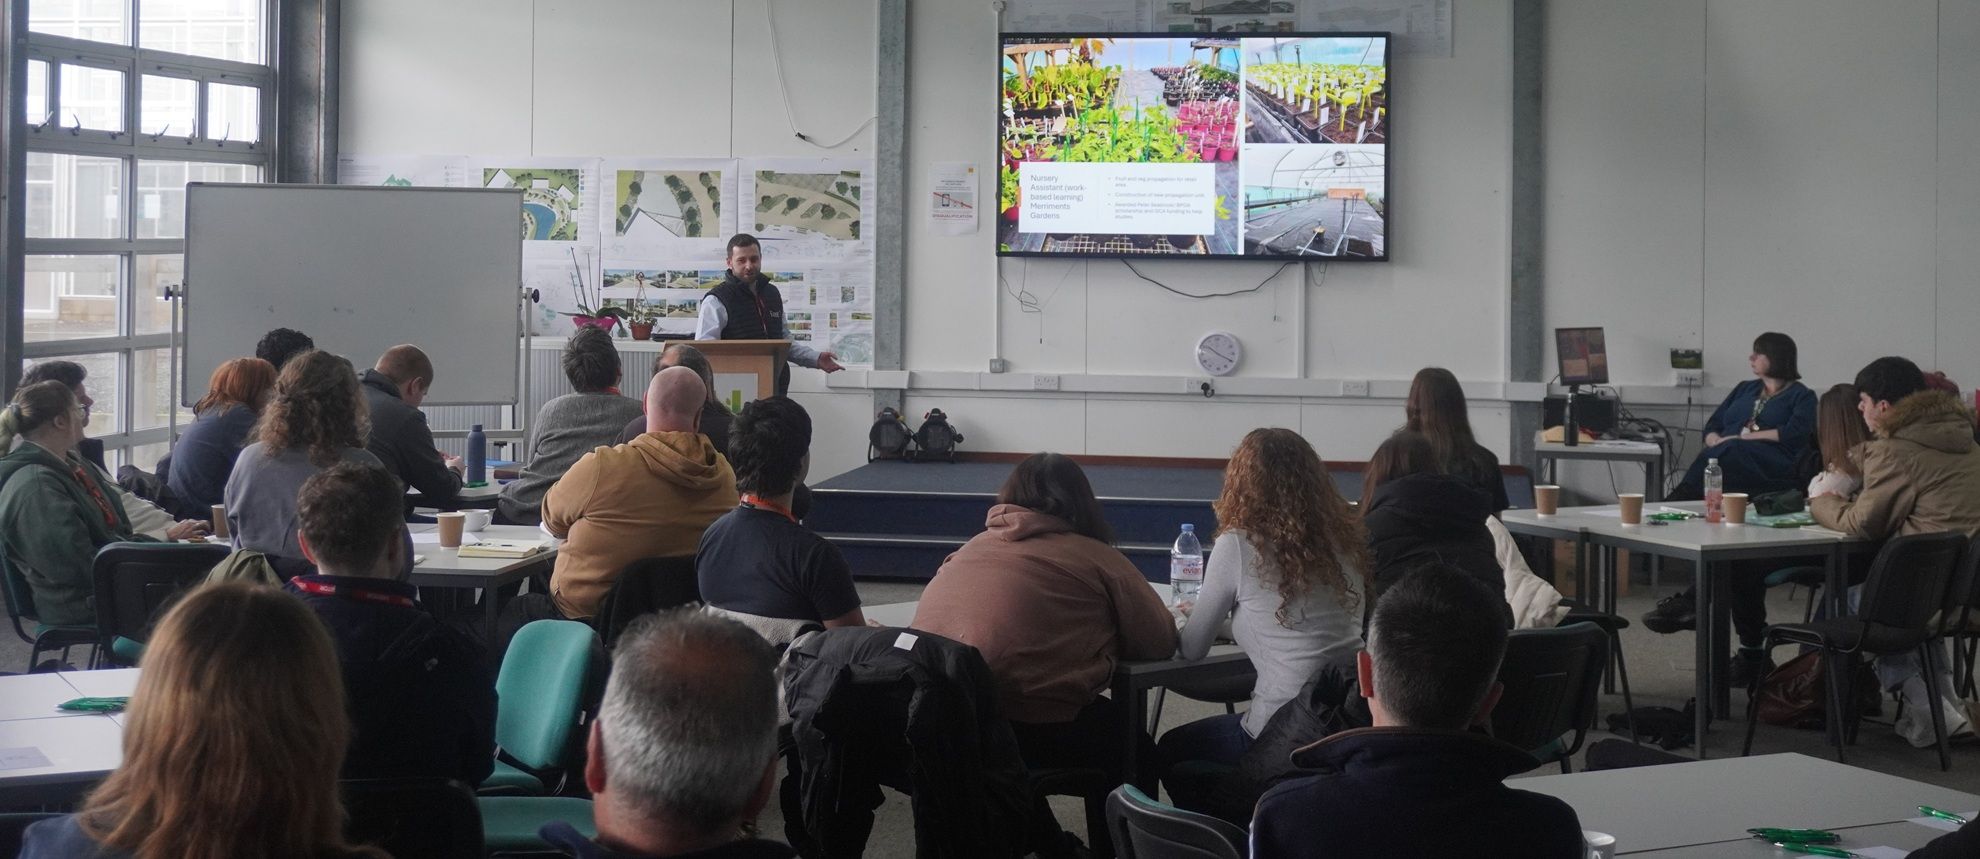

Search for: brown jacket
xmin=911 ymin=504 xmax=1178 ymax=724
xmin=543 ymin=431 xmax=737 ymax=619
xmin=1811 ymin=391 xmax=1980 ymax=541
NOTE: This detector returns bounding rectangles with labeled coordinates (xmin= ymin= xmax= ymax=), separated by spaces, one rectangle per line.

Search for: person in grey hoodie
xmin=497 ymin=328 xmax=643 ymax=525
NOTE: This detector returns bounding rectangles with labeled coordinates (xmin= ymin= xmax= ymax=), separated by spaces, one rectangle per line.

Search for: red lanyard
xmin=68 ymin=462 xmax=119 ymax=530
xmin=740 ymin=494 xmax=796 ymax=523
xmin=291 ymin=579 xmax=417 ymax=609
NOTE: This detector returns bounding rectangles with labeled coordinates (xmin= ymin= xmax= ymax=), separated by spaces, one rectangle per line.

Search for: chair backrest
xmin=1950 ymin=533 xmax=1980 ymax=615
xmin=1489 ymin=621 xmax=1608 ymax=763
xmin=0 ymin=550 xmax=41 ymax=624
xmin=92 ymin=541 xmax=232 ymax=649
xmin=1856 ymin=532 xmax=1969 ymax=632
xmin=596 ymin=555 xmax=700 ymax=649
xmin=1105 ymin=785 xmax=1248 ymax=859
xmin=342 ymin=778 xmax=483 ymax=859
xmin=495 ymin=619 xmax=600 ymax=771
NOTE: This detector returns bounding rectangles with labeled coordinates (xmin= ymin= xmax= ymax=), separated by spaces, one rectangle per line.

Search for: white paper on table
xmin=411 ymin=532 xmax=481 ymax=546
xmin=1907 ymin=811 xmax=1979 ymax=833
xmin=0 ymin=747 xmax=53 ymax=770
xmin=1849 ymin=848 xmax=1911 ymax=859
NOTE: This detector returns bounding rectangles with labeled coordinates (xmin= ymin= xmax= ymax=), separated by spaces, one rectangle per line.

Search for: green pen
xmin=1920 ymin=806 xmax=1970 ymax=825
xmin=1773 ymin=842 xmax=1856 ymax=859
xmin=56 ymin=696 xmax=128 ymax=713
xmin=1747 ymin=828 xmax=1840 ymax=844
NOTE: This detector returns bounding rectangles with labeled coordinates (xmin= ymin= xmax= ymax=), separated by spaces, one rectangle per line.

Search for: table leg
xmin=1709 ymin=564 xmax=1732 ymax=718
xmin=1645 ymin=458 xmax=1664 ymax=589
xmin=1825 ymin=546 xmax=1846 ymax=621
xmin=1112 ymin=670 xmax=1145 ymax=792
xmin=1600 ymin=544 xmax=1618 ymax=694
xmin=1693 ymin=559 xmax=1713 ymax=758
xmin=482 ymin=587 xmax=501 ymax=647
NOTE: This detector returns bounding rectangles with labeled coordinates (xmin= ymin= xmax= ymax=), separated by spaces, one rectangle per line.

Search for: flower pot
xmin=572 ymin=315 xmax=618 ymax=333
xmin=629 ymin=322 xmax=655 ymax=341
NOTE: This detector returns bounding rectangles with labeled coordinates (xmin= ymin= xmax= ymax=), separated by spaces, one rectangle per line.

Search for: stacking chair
xmin=1742 ymin=532 xmax=1968 ymax=771
xmin=1489 ymin=622 xmax=1609 ymax=773
xmin=476 ymin=620 xmax=601 ymax=853
xmin=1104 ymin=784 xmax=1247 ymax=859
xmin=594 ymin=555 xmax=700 ymax=649
xmin=343 ymin=778 xmax=485 ymax=859
xmin=1147 ymin=665 xmax=1256 ymax=734
xmin=1944 ymin=534 xmax=1980 ymax=698
xmin=91 ymin=541 xmax=230 ymax=665
xmin=1 ymin=554 xmax=97 ymax=671
xmin=1558 ymin=600 xmax=1640 ymax=743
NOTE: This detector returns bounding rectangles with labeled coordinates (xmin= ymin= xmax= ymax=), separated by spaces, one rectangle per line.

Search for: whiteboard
xmin=183 ymin=183 xmax=523 ymax=405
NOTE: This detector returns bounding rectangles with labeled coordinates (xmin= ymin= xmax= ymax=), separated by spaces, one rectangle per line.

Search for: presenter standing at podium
xmin=695 ymin=233 xmax=843 ymax=397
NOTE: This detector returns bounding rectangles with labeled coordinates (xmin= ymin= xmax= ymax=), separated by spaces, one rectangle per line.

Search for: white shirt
xmin=695 ymin=293 xmax=822 ymax=368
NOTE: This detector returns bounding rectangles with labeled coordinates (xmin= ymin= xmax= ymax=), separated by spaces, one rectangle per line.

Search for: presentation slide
xmin=998 ymin=34 xmax=1388 ymax=261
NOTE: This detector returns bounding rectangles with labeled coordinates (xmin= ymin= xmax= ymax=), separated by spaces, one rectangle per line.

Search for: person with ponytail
xmin=0 ymin=382 xmax=160 ymax=628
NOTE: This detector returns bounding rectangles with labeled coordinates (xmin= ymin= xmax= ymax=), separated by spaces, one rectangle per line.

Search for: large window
xmin=16 ymin=0 xmax=273 ymax=469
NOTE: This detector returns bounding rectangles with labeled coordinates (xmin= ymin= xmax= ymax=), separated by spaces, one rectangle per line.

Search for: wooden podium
xmin=688 ymin=339 xmax=789 ymax=408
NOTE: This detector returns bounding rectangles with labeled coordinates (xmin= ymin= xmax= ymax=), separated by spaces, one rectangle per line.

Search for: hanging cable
xmin=764 ymin=0 xmax=879 ymax=148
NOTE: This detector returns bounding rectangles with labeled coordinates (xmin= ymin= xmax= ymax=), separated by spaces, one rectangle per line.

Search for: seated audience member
xmin=1811 ymin=356 xmax=1980 ymax=745
xmin=697 ymin=397 xmax=863 ymax=629
xmin=616 ymin=344 xmax=735 ymax=454
xmin=289 ymin=462 xmax=495 ymax=785
xmin=0 ymin=383 xmax=174 ymax=629
xmin=1912 ymin=818 xmax=1980 ymax=858
xmin=1161 ymin=429 xmax=1367 ymax=781
xmin=498 ymin=328 xmax=644 ymax=525
xmin=911 ymin=452 xmax=1176 ymax=786
xmin=361 ymin=344 xmax=463 ymax=509
xmin=20 ymin=360 xmax=200 ymax=541
xmin=1249 ymin=564 xmax=1584 ymax=858
xmin=1360 ymin=431 xmax=1506 ymax=620
xmin=256 ymin=326 xmax=316 ymax=370
xmin=1406 ymin=367 xmax=1510 ymax=513
xmin=19 ymin=583 xmax=388 ymax=859
xmin=535 ymin=367 xmax=736 ymax=622
xmin=1646 ymin=332 xmax=1818 ymax=634
xmin=540 ymin=609 xmax=794 ymax=858
xmin=228 ymin=350 xmax=392 ymax=576
xmin=164 ymin=357 xmax=277 ymax=518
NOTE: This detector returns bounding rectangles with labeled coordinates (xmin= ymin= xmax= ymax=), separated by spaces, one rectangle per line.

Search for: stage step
xmin=827 ymin=532 xmax=1178 ymax=582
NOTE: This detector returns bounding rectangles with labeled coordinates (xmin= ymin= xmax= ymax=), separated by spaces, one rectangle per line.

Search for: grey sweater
xmin=1178 ymin=530 xmax=1364 ymax=737
xmin=497 ymin=392 xmax=644 ymax=525
xmin=225 ymin=442 xmax=386 ymax=562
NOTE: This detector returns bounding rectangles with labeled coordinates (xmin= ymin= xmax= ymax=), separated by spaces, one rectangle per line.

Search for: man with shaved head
xmin=525 ymin=366 xmax=738 ymax=624
xmin=362 ymin=344 xmax=464 ymax=509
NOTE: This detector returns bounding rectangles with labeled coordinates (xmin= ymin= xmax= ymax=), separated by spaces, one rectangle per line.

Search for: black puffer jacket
xmin=783 ymin=626 xmax=1031 ymax=859
xmin=1362 ymin=473 xmax=1508 ymax=623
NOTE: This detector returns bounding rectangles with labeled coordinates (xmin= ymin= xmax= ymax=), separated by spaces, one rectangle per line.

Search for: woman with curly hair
xmin=224 ymin=350 xmax=394 ymax=576
xmin=1159 ymin=428 xmax=1369 ymax=772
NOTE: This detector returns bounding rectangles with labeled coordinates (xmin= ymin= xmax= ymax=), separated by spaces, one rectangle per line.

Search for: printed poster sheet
xmin=603 ymin=158 xmax=739 ymax=260
xmin=736 ymin=158 xmax=874 ymax=263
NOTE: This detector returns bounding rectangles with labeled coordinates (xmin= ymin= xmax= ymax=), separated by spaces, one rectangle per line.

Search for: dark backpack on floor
xmin=868 ymin=407 xmax=913 ymax=462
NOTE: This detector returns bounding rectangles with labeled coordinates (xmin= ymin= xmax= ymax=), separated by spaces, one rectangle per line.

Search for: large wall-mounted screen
xmin=998 ymin=33 xmax=1389 ymax=261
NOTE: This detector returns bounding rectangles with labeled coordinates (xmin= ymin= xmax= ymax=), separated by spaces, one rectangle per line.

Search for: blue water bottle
xmin=466 ymin=423 xmax=487 ymax=486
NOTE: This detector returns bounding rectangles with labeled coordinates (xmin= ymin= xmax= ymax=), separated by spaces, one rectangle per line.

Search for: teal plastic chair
xmin=1104 ymin=784 xmax=1248 ymax=859
xmin=477 ymin=796 xmax=596 ymax=853
xmin=480 ymin=619 xmax=599 ymax=795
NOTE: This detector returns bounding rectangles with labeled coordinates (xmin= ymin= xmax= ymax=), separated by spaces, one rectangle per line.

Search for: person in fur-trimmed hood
xmin=1811 ymin=356 xmax=1980 ymax=747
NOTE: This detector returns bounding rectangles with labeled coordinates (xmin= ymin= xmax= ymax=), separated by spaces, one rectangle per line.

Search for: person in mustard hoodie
xmin=530 ymin=367 xmax=737 ymax=624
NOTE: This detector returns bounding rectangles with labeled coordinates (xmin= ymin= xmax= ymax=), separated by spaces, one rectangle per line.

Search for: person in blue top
xmin=1645 ymin=332 xmax=1817 ymax=642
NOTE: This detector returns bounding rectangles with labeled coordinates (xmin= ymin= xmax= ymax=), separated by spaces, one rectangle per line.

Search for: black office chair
xmin=1942 ymin=534 xmax=1980 ymax=698
xmin=343 ymin=778 xmax=485 ymax=859
xmin=1104 ymin=784 xmax=1247 ymax=859
xmin=1558 ymin=600 xmax=1640 ymax=743
xmin=92 ymin=541 xmax=231 ymax=665
xmin=1 ymin=552 xmax=98 ymax=672
xmin=1743 ymin=531 xmax=1968 ymax=770
xmin=1490 ymin=622 xmax=1609 ymax=773
xmin=594 ymin=556 xmax=700 ymax=649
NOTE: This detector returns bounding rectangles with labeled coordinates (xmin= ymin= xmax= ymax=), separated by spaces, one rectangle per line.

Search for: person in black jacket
xmin=693 ymin=234 xmax=843 ymax=396
xmin=614 ymin=344 xmax=736 ymax=454
xmin=361 ymin=344 xmax=464 ymax=510
xmin=1360 ymin=431 xmax=1508 ymax=624
xmin=285 ymin=462 xmax=495 ymax=786
xmin=1250 ymin=564 xmax=1584 ymax=858
xmin=1406 ymin=367 xmax=1510 ymax=513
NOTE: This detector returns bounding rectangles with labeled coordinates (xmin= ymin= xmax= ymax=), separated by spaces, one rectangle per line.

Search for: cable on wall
xmin=1120 ymin=259 xmax=1295 ymax=299
xmin=764 ymin=0 xmax=880 ymax=149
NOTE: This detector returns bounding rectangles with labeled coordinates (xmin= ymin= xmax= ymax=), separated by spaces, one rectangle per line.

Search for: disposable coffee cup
xmin=1583 ymin=830 xmax=1617 ymax=859
xmin=1618 ymin=493 xmax=1645 ymax=525
xmin=1535 ymin=485 xmax=1561 ymax=516
xmin=463 ymin=509 xmax=492 ymax=532
xmin=436 ymin=512 xmax=466 ymax=549
xmin=209 ymin=504 xmax=229 ymax=540
xmin=1723 ymin=492 xmax=1750 ymax=524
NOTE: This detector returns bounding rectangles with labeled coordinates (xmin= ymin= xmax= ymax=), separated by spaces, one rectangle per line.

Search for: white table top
xmin=1534 ymin=438 xmax=1665 ymax=459
xmin=1519 ymin=753 xmax=1980 ymax=855
xmin=409 ymin=482 xmax=504 ymax=500
xmin=0 ymin=715 xmax=123 ymax=787
xmin=407 ymin=523 xmax=559 ymax=583
xmin=60 ymin=668 xmax=139 ymax=700
xmin=0 ymin=673 xmax=98 ymax=722
xmin=1506 ymin=503 xmax=1867 ymax=555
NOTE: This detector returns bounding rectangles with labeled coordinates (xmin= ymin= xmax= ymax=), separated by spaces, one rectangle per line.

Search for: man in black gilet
xmin=694 ymin=234 xmax=843 ymax=396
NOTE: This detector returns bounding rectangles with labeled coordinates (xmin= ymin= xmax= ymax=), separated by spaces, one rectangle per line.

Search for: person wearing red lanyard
xmin=0 ymin=381 xmax=182 ymax=637
xmin=285 ymin=462 xmax=496 ymax=787
xmin=694 ymin=234 xmax=844 ymax=398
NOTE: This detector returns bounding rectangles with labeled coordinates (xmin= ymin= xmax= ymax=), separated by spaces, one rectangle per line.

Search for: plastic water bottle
xmin=1703 ymin=457 xmax=1724 ymax=524
xmin=466 ymin=424 xmax=487 ymax=486
xmin=1171 ymin=524 xmax=1204 ymax=607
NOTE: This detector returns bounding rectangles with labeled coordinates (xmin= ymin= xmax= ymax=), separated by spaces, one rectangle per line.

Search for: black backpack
xmin=868 ymin=407 xmax=914 ymax=462
xmin=911 ymin=409 xmax=964 ymax=463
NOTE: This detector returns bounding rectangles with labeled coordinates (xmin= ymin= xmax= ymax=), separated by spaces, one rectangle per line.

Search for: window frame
xmin=9 ymin=0 xmax=277 ymax=465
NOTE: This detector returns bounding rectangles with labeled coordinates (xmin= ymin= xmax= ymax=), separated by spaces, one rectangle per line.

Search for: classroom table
xmin=410 ymin=480 xmax=505 ymax=510
xmin=407 ymin=523 xmax=559 ymax=642
xmin=864 ymin=582 xmax=1250 ymax=789
xmin=1504 ymin=503 xmax=1873 ymax=757
xmin=1520 ymin=752 xmax=1978 ymax=855
xmin=0 ymin=670 xmax=142 ymax=806
xmin=1533 ymin=438 xmax=1667 ymax=502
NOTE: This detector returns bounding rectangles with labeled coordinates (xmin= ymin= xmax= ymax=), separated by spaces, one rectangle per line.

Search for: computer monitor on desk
xmin=1556 ymin=327 xmax=1608 ymax=386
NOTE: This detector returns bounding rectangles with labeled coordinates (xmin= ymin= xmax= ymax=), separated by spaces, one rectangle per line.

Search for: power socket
xmin=1343 ymin=380 xmax=1370 ymax=397
xmin=1674 ymin=370 xmax=1704 ymax=388
xmin=1032 ymin=374 xmax=1060 ymax=391
xmin=988 ymin=358 xmax=1010 ymax=374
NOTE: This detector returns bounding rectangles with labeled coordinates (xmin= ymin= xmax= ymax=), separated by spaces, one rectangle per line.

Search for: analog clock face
xmin=1196 ymin=332 xmax=1241 ymax=376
